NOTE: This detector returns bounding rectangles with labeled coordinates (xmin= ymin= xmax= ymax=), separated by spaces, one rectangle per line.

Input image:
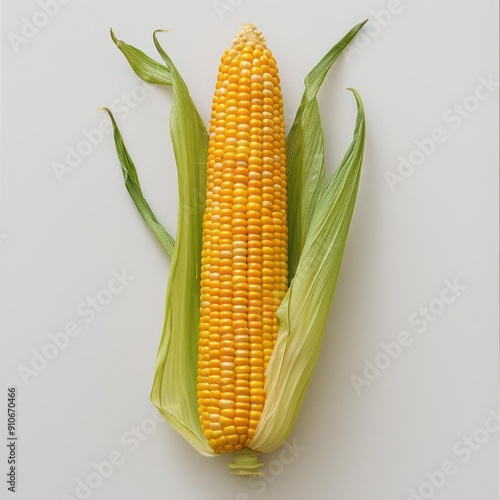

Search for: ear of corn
xmin=106 ymin=21 xmax=366 ymax=474
xmin=197 ymin=24 xmax=288 ymax=455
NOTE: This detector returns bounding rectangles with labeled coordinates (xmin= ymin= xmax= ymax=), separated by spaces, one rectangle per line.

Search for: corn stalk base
xmin=227 ymin=450 xmax=264 ymax=477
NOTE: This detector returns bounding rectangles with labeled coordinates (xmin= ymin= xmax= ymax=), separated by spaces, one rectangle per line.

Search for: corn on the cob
xmin=108 ymin=20 xmax=367 ymax=475
xmin=197 ymin=24 xmax=288 ymax=454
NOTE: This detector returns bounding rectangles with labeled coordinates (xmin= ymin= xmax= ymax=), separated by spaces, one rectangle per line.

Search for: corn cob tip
xmin=233 ymin=23 xmax=265 ymax=46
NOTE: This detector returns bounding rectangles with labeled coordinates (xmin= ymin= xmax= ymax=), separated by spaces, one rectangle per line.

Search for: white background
xmin=1 ymin=1 xmax=498 ymax=499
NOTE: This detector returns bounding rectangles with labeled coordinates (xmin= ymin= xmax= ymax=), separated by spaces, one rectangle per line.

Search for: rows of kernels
xmin=197 ymin=24 xmax=288 ymax=454
xmin=230 ymin=48 xmax=252 ymax=452
xmin=245 ymin=44 xmax=266 ymax=444
xmin=200 ymin=59 xmax=227 ymax=453
xmin=268 ymin=54 xmax=288 ymax=364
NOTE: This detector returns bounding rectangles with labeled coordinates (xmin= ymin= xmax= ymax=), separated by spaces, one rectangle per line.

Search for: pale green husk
xmin=105 ymin=22 xmax=366 ymax=464
xmin=287 ymin=20 xmax=367 ymax=280
xmin=107 ymin=30 xmax=212 ymax=455
xmin=250 ymin=88 xmax=365 ymax=452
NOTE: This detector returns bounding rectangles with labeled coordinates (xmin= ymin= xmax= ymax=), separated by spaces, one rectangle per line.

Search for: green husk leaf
xmin=287 ymin=20 xmax=367 ymax=280
xmin=108 ymin=29 xmax=212 ymax=455
xmin=110 ymin=29 xmax=173 ymax=85
xmin=129 ymin=31 xmax=211 ymax=455
xmin=109 ymin=30 xmax=178 ymax=257
xmin=251 ymin=89 xmax=365 ymax=453
xmin=102 ymin=107 xmax=175 ymax=258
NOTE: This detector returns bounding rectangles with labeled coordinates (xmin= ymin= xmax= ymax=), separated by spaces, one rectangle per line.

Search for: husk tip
xmin=97 ymin=107 xmax=116 ymax=125
xmin=110 ymin=28 xmax=119 ymax=45
xmin=153 ymin=28 xmax=172 ymax=36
